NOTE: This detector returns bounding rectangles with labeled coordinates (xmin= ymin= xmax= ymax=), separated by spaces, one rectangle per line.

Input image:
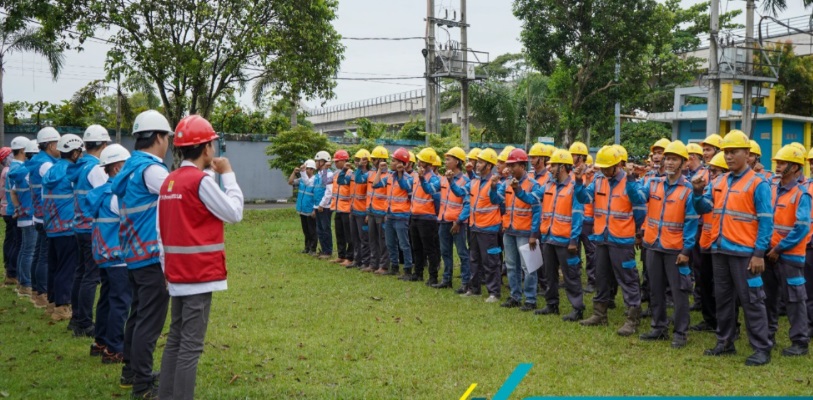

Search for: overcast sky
xmin=3 ymin=0 xmax=811 ymax=112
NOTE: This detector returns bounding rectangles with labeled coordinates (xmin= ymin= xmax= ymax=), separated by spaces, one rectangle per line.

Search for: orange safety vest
xmin=386 ymin=172 xmax=411 ymax=214
xmin=352 ymin=171 xmax=369 ymax=213
xmin=807 ymin=181 xmax=813 ymax=247
xmin=708 ymin=169 xmax=760 ymax=249
xmin=642 ymin=179 xmax=690 ymax=251
xmin=503 ymin=177 xmax=536 ymax=232
xmin=583 ymin=171 xmax=595 ymax=219
xmin=369 ymin=172 xmax=388 ymax=212
xmin=411 ymin=172 xmax=437 ymax=217
xmin=439 ymin=174 xmax=466 ymax=223
xmin=593 ymin=173 xmax=636 ymax=240
xmin=771 ymin=184 xmax=807 ymax=258
xmin=469 ymin=177 xmax=501 ymax=229
xmin=540 ymin=180 xmax=576 ymax=240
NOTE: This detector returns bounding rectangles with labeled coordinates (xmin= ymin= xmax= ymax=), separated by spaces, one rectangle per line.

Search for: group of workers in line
xmin=1 ymin=111 xmax=244 ymax=399
xmin=293 ymin=130 xmax=813 ymax=367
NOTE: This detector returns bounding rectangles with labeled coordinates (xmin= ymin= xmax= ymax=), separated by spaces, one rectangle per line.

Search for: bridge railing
xmin=698 ymin=15 xmax=813 ymax=49
xmin=307 ymin=89 xmax=429 ymax=116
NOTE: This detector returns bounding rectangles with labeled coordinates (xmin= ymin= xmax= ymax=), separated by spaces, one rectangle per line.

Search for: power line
xmin=342 ymin=37 xmax=423 ymax=41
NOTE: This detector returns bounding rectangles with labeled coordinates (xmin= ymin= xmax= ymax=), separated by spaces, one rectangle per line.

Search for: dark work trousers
xmin=31 ymin=223 xmax=49 ymax=294
xmin=696 ymin=250 xmax=718 ymax=328
xmin=3 ymin=215 xmax=19 ymax=279
xmin=48 ymin=235 xmax=78 ymax=306
xmin=711 ymin=254 xmax=773 ymax=351
xmin=580 ymin=221 xmax=596 ymax=286
xmin=95 ymin=266 xmax=132 ymax=353
xmin=640 ymin=248 xmax=650 ymax=303
xmin=315 ymin=209 xmax=333 ymax=256
xmin=334 ymin=212 xmax=353 ymax=261
xmin=72 ymin=233 xmax=99 ymax=330
xmin=411 ymin=218 xmax=440 ymax=280
xmin=350 ymin=214 xmax=370 ymax=267
xmin=122 ymin=264 xmax=170 ymax=393
xmin=542 ymin=243 xmax=585 ymax=310
xmin=299 ymin=214 xmax=317 ymax=253
xmin=806 ymin=248 xmax=813 ymax=336
xmin=646 ymin=250 xmax=691 ymax=339
xmin=159 ymin=292 xmax=213 ymax=400
xmin=470 ymin=231 xmax=501 ymax=296
xmin=690 ymin=228 xmax=704 ymax=308
xmin=536 ymin=243 xmax=548 ymax=293
xmin=594 ymin=244 xmax=641 ymax=308
xmin=368 ymin=215 xmax=388 ymax=269
xmin=763 ymin=259 xmax=809 ymax=345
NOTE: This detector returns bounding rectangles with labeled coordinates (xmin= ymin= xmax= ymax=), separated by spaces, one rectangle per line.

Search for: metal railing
xmin=307 ymin=89 xmax=431 ymax=116
xmin=698 ymin=14 xmax=813 ymax=49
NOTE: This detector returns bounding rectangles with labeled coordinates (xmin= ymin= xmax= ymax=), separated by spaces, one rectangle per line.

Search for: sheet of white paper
xmin=519 ymin=243 xmax=543 ymax=274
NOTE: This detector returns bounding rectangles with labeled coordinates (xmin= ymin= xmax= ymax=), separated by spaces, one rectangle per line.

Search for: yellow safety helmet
xmin=613 ymin=144 xmax=628 ymax=162
xmin=586 ymin=154 xmax=593 ymax=165
xmin=545 ymin=144 xmax=557 ymax=156
xmin=408 ymin=151 xmax=416 ymax=163
xmin=807 ymin=147 xmax=813 ymax=161
xmin=651 ymin=138 xmax=671 ymax=152
xmin=569 ymin=141 xmax=589 ymax=156
xmin=749 ymin=140 xmax=761 ymax=156
xmin=445 ymin=146 xmax=467 ymax=162
xmin=663 ymin=140 xmax=689 ymax=160
xmin=354 ymin=149 xmax=371 ymax=160
xmin=478 ymin=148 xmax=499 ymax=165
xmin=497 ymin=146 xmax=516 ymax=163
xmin=686 ymin=143 xmax=704 ymax=156
xmin=720 ymin=130 xmax=751 ymax=150
xmin=371 ymin=146 xmax=389 ymax=159
xmin=416 ymin=147 xmax=437 ymax=164
xmin=790 ymin=142 xmax=806 ymax=154
xmin=708 ymin=152 xmax=728 ymax=170
xmin=529 ymin=143 xmax=553 ymax=157
xmin=594 ymin=145 xmax=621 ymax=168
xmin=701 ymin=134 xmax=724 ymax=149
xmin=467 ymin=147 xmax=481 ymax=160
xmin=549 ymin=149 xmax=574 ymax=165
xmin=431 ymin=153 xmax=442 ymax=167
xmin=772 ymin=145 xmax=805 ymax=165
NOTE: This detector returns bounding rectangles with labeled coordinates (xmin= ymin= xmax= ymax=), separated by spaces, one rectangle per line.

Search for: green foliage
xmin=3 ymin=101 xmax=25 ymax=125
xmin=347 ymin=117 xmax=388 ymax=140
xmin=209 ymin=93 xmax=307 ymax=135
xmin=396 ymin=118 xmax=425 ymax=141
xmin=602 ymin=121 xmax=671 ymax=160
xmin=266 ymin=126 xmax=336 ymax=175
xmin=763 ymin=43 xmax=813 ymax=117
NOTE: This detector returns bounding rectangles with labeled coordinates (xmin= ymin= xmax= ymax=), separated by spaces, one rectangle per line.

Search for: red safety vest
xmin=159 ymin=166 xmax=226 ymax=284
xmin=643 ymin=179 xmax=690 ymax=251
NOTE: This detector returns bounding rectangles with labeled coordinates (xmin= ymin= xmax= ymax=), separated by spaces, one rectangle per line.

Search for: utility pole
xmin=706 ymin=0 xmax=720 ymax=138
xmin=115 ymin=74 xmax=122 ymax=143
xmin=460 ymin=0 xmax=469 ymax=150
xmin=742 ymin=0 xmax=755 ymax=136
xmin=524 ymin=80 xmax=531 ymax=150
xmin=425 ymin=0 xmax=437 ymax=145
xmin=614 ymin=54 xmax=620 ymax=145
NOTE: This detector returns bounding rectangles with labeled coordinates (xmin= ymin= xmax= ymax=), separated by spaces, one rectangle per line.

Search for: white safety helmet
xmin=314 ymin=151 xmax=331 ymax=162
xmin=132 ymin=110 xmax=173 ymax=137
xmin=36 ymin=127 xmax=60 ymax=143
xmin=304 ymin=159 xmax=317 ymax=169
xmin=84 ymin=124 xmax=111 ymax=143
xmin=24 ymin=139 xmax=39 ymax=154
xmin=99 ymin=144 xmax=131 ymax=167
xmin=57 ymin=134 xmax=84 ymax=153
xmin=10 ymin=136 xmax=30 ymax=150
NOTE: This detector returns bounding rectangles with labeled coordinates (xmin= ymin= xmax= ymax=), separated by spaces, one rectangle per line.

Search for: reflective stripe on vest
xmin=163 ymin=243 xmax=226 ymax=254
xmin=438 ymin=175 xmax=466 ymax=222
xmin=503 ymin=177 xmax=535 ymax=232
xmin=386 ymin=173 xmax=411 ymax=214
xmin=469 ymin=177 xmax=501 ymax=229
xmin=709 ymin=169 xmax=760 ymax=249
xmin=592 ymin=174 xmax=635 ymax=240
xmin=771 ymin=185 xmax=806 ymax=257
xmin=643 ymin=180 xmax=689 ymax=251
xmin=411 ymin=172 xmax=437 ymax=216
xmin=540 ymin=181 xmax=575 ymax=240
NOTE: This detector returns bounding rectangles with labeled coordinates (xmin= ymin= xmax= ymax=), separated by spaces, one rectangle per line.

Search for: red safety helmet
xmin=0 ymin=147 xmax=11 ymax=162
xmin=392 ymin=147 xmax=410 ymax=163
xmin=506 ymin=148 xmax=529 ymax=164
xmin=173 ymin=115 xmax=219 ymax=147
xmin=333 ymin=150 xmax=350 ymax=161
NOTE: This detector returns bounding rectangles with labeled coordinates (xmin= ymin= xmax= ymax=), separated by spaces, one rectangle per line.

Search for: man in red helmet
xmin=331 ymin=150 xmax=354 ymax=266
xmin=373 ymin=147 xmax=413 ymax=277
xmin=157 ymin=115 xmax=244 ymax=399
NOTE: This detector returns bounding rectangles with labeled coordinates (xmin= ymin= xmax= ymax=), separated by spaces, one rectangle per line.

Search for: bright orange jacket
xmin=368 ymin=172 xmax=388 ymax=215
xmin=643 ymin=179 xmax=692 ymax=252
xmin=470 ymin=176 xmax=501 ymax=232
xmin=707 ymin=169 xmax=760 ymax=250
xmin=501 ymin=177 xmax=539 ymax=234
xmin=411 ymin=172 xmax=440 ymax=218
xmin=351 ymin=170 xmax=369 ymax=215
xmin=541 ymin=179 xmax=579 ymax=244
xmin=593 ymin=174 xmax=636 ymax=241
xmin=771 ymin=184 xmax=807 ymax=258
xmin=438 ymin=174 xmax=468 ymax=223
xmin=331 ymin=174 xmax=353 ymax=213
xmin=385 ymin=172 xmax=411 ymax=217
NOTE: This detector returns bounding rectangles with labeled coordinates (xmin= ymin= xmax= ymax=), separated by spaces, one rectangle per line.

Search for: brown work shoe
xmin=3 ymin=276 xmax=17 ymax=287
xmin=580 ymin=302 xmax=609 ymax=326
xmin=374 ymin=268 xmax=388 ymax=275
xmin=46 ymin=302 xmax=55 ymax=315
xmin=33 ymin=293 xmax=48 ymax=309
xmin=341 ymin=259 xmax=354 ymax=267
xmin=617 ymin=306 xmax=642 ymax=337
xmin=17 ymin=286 xmax=32 ymax=298
xmin=330 ymin=258 xmax=345 ymax=264
xmin=51 ymin=305 xmax=73 ymax=321
xmin=360 ymin=266 xmax=375 ymax=272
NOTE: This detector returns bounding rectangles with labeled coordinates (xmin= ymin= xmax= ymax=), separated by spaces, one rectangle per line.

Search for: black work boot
xmin=519 ymin=302 xmax=537 ymax=312
xmin=562 ymin=309 xmax=583 ymax=322
xmin=425 ymin=277 xmax=438 ymax=286
xmin=501 ymin=298 xmax=521 ymax=308
xmin=639 ymin=329 xmax=669 ymax=341
xmin=432 ymin=280 xmax=452 ymax=289
xmin=781 ymin=342 xmax=809 ymax=357
xmin=535 ymin=304 xmax=559 ymax=315
xmin=745 ymin=350 xmax=771 ymax=366
xmin=704 ymin=341 xmax=736 ymax=356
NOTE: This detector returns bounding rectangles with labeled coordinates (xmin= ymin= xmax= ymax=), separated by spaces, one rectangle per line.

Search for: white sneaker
xmin=485 ymin=295 xmax=499 ymax=303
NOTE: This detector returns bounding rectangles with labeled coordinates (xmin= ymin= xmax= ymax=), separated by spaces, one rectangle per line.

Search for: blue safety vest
xmin=88 ymin=182 xmax=124 ymax=268
xmin=70 ymin=154 xmax=103 ymax=234
xmin=295 ymin=178 xmax=315 ymax=215
xmin=8 ymin=159 xmax=32 ymax=223
xmin=111 ymin=151 xmax=167 ymax=270
xmin=27 ymin=151 xmax=56 ymax=221
xmin=5 ymin=160 xmax=23 ymax=216
xmin=42 ymin=159 xmax=76 ymax=237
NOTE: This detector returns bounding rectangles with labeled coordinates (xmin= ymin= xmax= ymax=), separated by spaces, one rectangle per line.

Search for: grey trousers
xmin=367 ymin=215 xmax=388 ymax=269
xmin=470 ymin=231 xmax=501 ymax=296
xmin=594 ymin=244 xmax=641 ymax=308
xmin=711 ymin=254 xmax=773 ymax=351
xmin=646 ymin=250 xmax=691 ymax=338
xmin=764 ymin=259 xmax=809 ymax=344
xmin=542 ymin=243 xmax=584 ymax=310
xmin=350 ymin=214 xmax=370 ymax=267
xmin=580 ymin=221 xmax=596 ymax=286
xmin=159 ymin=292 xmax=213 ymax=400
xmin=806 ymin=249 xmax=813 ymax=335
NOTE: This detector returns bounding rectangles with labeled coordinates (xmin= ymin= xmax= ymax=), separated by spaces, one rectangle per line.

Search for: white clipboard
xmin=519 ymin=243 xmax=543 ymax=274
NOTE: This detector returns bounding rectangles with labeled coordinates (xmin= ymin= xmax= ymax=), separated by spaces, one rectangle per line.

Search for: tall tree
xmin=77 ymin=0 xmax=344 ymax=127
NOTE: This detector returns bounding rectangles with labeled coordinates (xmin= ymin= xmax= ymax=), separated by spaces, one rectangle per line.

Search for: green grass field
xmin=0 ymin=208 xmax=812 ymax=399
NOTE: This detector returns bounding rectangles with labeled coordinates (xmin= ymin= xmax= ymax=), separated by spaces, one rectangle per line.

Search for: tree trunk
xmin=290 ymin=96 xmax=298 ymax=128
xmin=1 ymin=55 xmax=5 ymax=147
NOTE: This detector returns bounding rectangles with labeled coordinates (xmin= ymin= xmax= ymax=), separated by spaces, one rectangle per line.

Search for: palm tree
xmin=760 ymin=0 xmax=813 ymax=16
xmin=0 ymin=23 xmax=64 ymax=145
